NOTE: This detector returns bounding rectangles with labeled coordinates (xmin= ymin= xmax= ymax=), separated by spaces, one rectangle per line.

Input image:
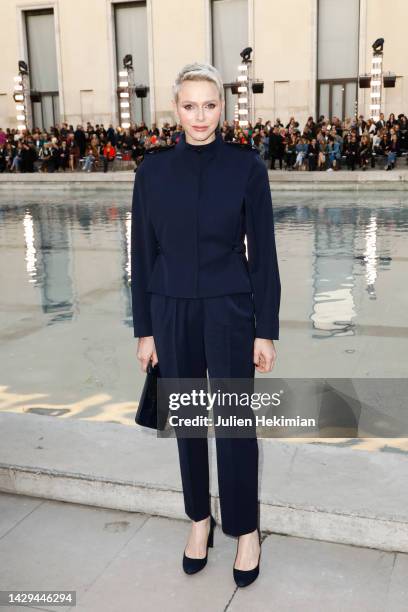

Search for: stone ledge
xmin=1 ymin=412 xmax=407 ymax=552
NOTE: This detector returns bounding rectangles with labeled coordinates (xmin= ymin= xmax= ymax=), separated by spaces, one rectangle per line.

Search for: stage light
xmin=18 ymin=60 xmax=28 ymax=74
xmin=383 ymin=72 xmax=396 ymax=88
xmin=252 ymin=80 xmax=264 ymax=94
xmin=240 ymin=47 xmax=252 ymax=62
xmin=123 ymin=54 xmax=133 ymax=69
xmin=14 ymin=61 xmax=29 ymax=131
xmin=359 ymin=75 xmax=371 ymax=88
xmin=372 ymin=38 xmax=384 ymax=54
xmin=135 ymin=86 xmax=148 ymax=98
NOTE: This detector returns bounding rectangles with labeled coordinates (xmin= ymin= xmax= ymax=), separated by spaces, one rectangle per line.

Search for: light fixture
xmin=372 ymin=38 xmax=384 ymax=54
xmin=18 ymin=60 xmax=28 ymax=74
xmin=240 ymin=47 xmax=252 ymax=62
xmin=123 ymin=54 xmax=133 ymax=69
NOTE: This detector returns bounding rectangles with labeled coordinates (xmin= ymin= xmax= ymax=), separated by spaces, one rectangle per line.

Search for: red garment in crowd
xmin=103 ymin=144 xmax=116 ymax=160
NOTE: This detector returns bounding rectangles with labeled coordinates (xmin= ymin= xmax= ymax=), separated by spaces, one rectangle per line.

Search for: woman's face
xmin=173 ymin=79 xmax=224 ymax=145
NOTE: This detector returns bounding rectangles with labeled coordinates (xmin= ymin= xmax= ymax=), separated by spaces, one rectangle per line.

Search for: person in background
xmin=268 ymin=125 xmax=284 ymax=170
xmin=102 ymin=140 xmax=116 ymax=172
xmin=284 ymin=133 xmax=297 ymax=170
xmin=384 ymin=133 xmax=399 ymax=170
xmin=82 ymin=143 xmax=98 ymax=172
xmin=344 ymin=133 xmax=359 ymax=171
xmin=294 ymin=136 xmax=308 ymax=170
xmin=307 ymin=138 xmax=319 ymax=171
xmin=58 ymin=140 xmax=70 ymax=171
xmin=359 ymin=134 xmax=373 ymax=170
xmin=317 ymin=136 xmax=328 ymax=170
xmin=10 ymin=141 xmax=23 ymax=172
xmin=327 ymin=136 xmax=341 ymax=171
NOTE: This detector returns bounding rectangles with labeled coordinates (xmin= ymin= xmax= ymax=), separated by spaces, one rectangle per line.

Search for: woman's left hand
xmin=253 ymin=338 xmax=277 ymax=373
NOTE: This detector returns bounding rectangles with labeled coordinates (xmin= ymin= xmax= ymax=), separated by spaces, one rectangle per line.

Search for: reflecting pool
xmin=0 ymin=190 xmax=407 ymax=436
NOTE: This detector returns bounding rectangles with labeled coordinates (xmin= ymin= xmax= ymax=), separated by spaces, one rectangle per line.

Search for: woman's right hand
xmin=137 ymin=336 xmax=159 ymax=372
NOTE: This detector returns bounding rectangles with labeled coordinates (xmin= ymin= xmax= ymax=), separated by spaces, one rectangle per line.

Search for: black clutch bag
xmin=135 ymin=360 xmax=167 ymax=430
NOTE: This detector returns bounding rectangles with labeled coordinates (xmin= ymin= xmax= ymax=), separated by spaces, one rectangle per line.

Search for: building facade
xmin=0 ymin=0 xmax=407 ymax=131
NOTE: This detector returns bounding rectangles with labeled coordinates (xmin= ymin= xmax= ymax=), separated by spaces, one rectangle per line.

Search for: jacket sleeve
xmin=244 ymin=152 xmax=281 ymax=340
xmin=130 ymin=160 xmax=157 ymax=338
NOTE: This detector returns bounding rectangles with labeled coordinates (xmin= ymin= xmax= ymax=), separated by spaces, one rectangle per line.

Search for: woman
xmin=384 ymin=133 xmax=399 ymax=170
xmin=131 ymin=63 xmax=281 ymax=588
xmin=102 ymin=140 xmax=116 ymax=172
xmin=386 ymin=112 xmax=398 ymax=130
xmin=307 ymin=138 xmax=319 ymax=171
xmin=317 ymin=135 xmax=328 ymax=170
xmin=327 ymin=135 xmax=341 ymax=171
xmin=284 ymin=133 xmax=297 ymax=169
xmin=359 ymin=134 xmax=373 ymax=170
xmin=294 ymin=136 xmax=308 ymax=170
xmin=82 ymin=143 xmax=99 ymax=172
xmin=58 ymin=140 xmax=70 ymax=172
xmin=344 ymin=132 xmax=360 ymax=170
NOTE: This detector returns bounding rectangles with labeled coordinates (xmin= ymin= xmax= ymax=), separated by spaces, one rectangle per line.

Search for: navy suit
xmin=131 ymin=128 xmax=281 ymax=536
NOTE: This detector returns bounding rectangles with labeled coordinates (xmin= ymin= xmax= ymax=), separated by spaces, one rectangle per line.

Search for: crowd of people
xmin=0 ymin=111 xmax=407 ymax=173
xmin=260 ymin=112 xmax=408 ymax=171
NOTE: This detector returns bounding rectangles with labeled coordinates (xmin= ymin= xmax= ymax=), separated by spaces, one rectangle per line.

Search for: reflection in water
xmin=311 ymin=206 xmax=357 ymax=337
xmin=365 ymin=214 xmax=377 ymax=296
xmin=0 ymin=193 xmax=407 ymax=338
xmin=21 ymin=204 xmax=75 ymax=323
xmin=23 ymin=210 xmax=37 ymax=282
xmin=295 ymin=203 xmax=397 ymax=338
xmin=0 ymin=190 xmax=407 ymax=453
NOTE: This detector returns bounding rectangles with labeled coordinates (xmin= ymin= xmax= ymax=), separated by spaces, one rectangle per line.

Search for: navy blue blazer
xmin=131 ymin=129 xmax=281 ymax=340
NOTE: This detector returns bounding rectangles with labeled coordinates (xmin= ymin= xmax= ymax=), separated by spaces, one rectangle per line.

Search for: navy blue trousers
xmin=150 ymin=292 xmax=259 ymax=537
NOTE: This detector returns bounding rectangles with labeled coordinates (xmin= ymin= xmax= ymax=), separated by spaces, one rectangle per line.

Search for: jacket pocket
xmin=226 ymin=292 xmax=255 ymax=322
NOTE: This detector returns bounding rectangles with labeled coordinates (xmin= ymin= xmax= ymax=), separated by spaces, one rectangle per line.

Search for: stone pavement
xmin=1 ymin=412 xmax=408 ymax=555
xmin=0 ymin=491 xmax=407 ymax=612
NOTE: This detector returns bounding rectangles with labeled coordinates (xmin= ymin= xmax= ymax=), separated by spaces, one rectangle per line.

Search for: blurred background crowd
xmin=1 ymin=111 xmax=407 ymax=174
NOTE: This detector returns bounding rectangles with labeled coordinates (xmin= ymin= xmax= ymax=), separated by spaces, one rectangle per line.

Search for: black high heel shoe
xmin=182 ymin=514 xmax=216 ymax=575
xmin=233 ymin=527 xmax=261 ymax=587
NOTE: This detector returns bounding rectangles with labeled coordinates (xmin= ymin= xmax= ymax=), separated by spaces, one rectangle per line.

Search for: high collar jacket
xmin=131 ymin=130 xmax=281 ymax=340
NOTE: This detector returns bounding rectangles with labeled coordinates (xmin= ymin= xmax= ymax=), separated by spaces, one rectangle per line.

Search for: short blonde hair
xmin=172 ymin=62 xmax=224 ymax=104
